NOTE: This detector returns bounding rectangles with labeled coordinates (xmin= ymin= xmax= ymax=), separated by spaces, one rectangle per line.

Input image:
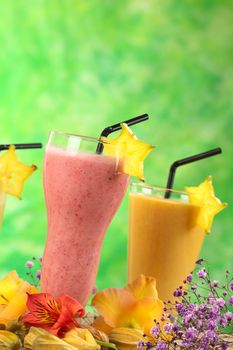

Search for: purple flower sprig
xmin=25 ymin=256 xmax=42 ymax=288
xmin=139 ymin=260 xmax=233 ymax=349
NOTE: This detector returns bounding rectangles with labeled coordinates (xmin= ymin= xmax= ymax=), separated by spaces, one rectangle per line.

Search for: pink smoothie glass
xmin=41 ymin=131 xmax=129 ymax=305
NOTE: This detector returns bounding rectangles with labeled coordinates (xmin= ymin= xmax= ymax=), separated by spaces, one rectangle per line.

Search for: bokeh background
xmin=0 ymin=0 xmax=232 ymax=289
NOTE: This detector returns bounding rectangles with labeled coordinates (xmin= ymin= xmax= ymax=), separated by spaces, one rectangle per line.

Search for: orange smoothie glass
xmin=128 ymin=182 xmax=205 ymax=302
xmin=41 ymin=131 xmax=129 ymax=305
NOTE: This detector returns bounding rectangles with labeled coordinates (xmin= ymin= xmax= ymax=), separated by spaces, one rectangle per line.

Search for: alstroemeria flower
xmin=23 ymin=293 xmax=85 ymax=337
xmin=0 ymin=270 xmax=37 ymax=325
xmin=92 ymin=275 xmax=164 ymax=335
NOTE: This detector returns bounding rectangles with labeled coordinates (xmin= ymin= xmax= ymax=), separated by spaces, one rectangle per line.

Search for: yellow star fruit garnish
xmin=101 ymin=123 xmax=154 ymax=180
xmin=185 ymin=176 xmax=227 ymax=234
xmin=0 ymin=145 xmax=37 ymax=199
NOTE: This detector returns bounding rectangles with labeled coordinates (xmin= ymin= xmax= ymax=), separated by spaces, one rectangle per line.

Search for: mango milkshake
xmin=128 ymin=183 xmax=204 ymax=302
xmin=128 ymin=180 xmax=226 ymax=302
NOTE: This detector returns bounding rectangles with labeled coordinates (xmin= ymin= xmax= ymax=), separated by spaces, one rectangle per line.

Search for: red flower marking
xmin=23 ymin=293 xmax=85 ymax=337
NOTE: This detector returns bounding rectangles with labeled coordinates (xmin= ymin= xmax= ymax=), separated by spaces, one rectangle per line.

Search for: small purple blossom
xmin=229 ymin=296 xmax=233 ymax=305
xmin=25 ymin=257 xmax=42 ymax=287
xmin=207 ymin=320 xmax=217 ymax=330
xmin=191 ymin=284 xmax=197 ymax=290
xmin=92 ymin=286 xmax=97 ymax=295
xmin=151 ymin=326 xmax=160 ymax=337
xmin=163 ymin=323 xmax=173 ymax=334
xmin=25 ymin=261 xmax=34 ymax=268
xmin=187 ymin=274 xmax=193 ymax=283
xmin=211 ymin=280 xmax=219 ymax=288
xmin=185 ymin=326 xmax=198 ymax=341
xmin=230 ymin=282 xmax=233 ymax=292
xmin=197 ymin=268 xmax=207 ymax=279
xmin=173 ymin=289 xmax=182 ymax=297
xmin=196 ymin=258 xmax=204 ymax=265
xmin=155 ymin=340 xmax=167 ymax=350
xmin=36 ymin=270 xmax=41 ymax=280
xmin=137 ymin=340 xmax=145 ymax=349
xmin=224 ymin=311 xmax=233 ymax=322
xmin=215 ymin=298 xmax=226 ymax=308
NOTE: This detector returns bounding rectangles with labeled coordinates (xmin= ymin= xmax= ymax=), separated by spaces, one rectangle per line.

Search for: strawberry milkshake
xmin=41 ymin=132 xmax=129 ymax=305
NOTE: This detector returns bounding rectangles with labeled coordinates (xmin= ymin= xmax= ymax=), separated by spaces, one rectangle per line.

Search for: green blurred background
xmin=0 ymin=0 xmax=232 ymax=289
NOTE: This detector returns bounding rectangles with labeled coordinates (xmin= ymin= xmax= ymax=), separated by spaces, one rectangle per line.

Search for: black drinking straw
xmin=0 ymin=143 xmax=43 ymax=152
xmin=164 ymin=147 xmax=222 ymax=199
xmin=96 ymin=113 xmax=149 ymax=154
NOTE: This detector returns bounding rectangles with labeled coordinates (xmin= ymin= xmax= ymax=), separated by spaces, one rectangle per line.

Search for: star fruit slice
xmin=0 ymin=145 xmax=37 ymax=199
xmin=185 ymin=176 xmax=227 ymax=234
xmin=101 ymin=123 xmax=154 ymax=180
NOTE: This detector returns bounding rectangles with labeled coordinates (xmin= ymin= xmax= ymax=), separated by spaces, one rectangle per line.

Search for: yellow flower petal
xmin=92 ymin=288 xmax=135 ymax=329
xmin=118 ymin=298 xmax=164 ymax=334
xmin=186 ymin=176 xmax=227 ymax=233
xmin=109 ymin=327 xmax=144 ymax=350
xmin=0 ymin=330 xmax=21 ymax=349
xmin=0 ymin=145 xmax=37 ymax=199
xmin=24 ymin=327 xmax=50 ymax=349
xmin=125 ymin=275 xmax=158 ymax=300
xmin=102 ymin=123 xmax=154 ymax=180
xmin=0 ymin=271 xmax=38 ymax=324
xmin=32 ymin=334 xmax=77 ymax=350
xmin=64 ymin=328 xmax=100 ymax=350
xmin=92 ymin=316 xmax=112 ymax=335
xmin=92 ymin=275 xmax=164 ymax=336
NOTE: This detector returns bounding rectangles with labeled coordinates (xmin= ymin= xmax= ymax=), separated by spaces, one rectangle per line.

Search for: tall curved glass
xmin=128 ymin=182 xmax=205 ymax=302
xmin=41 ymin=131 xmax=129 ymax=305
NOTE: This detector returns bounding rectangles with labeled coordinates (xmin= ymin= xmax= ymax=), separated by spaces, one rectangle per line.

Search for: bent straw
xmin=0 ymin=143 xmax=43 ymax=152
xmin=164 ymin=147 xmax=222 ymax=199
xmin=96 ymin=113 xmax=149 ymax=154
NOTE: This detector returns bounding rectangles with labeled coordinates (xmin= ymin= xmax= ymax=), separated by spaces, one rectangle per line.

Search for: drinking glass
xmin=41 ymin=131 xmax=129 ymax=305
xmin=128 ymin=182 xmax=205 ymax=301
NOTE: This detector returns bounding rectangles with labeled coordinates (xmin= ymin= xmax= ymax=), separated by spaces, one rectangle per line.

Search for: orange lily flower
xmin=23 ymin=293 xmax=85 ymax=337
xmin=92 ymin=275 xmax=164 ymax=335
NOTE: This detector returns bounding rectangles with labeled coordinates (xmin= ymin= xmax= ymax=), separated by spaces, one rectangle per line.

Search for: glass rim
xmin=48 ymin=130 xmax=114 ymax=145
xmin=130 ymin=181 xmax=187 ymax=195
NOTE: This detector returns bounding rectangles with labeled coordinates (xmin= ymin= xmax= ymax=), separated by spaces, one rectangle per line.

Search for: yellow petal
xmin=0 ymin=271 xmax=38 ymax=324
xmin=64 ymin=328 xmax=100 ymax=350
xmin=24 ymin=327 xmax=50 ymax=349
xmin=92 ymin=288 xmax=135 ymax=329
xmin=0 ymin=330 xmax=21 ymax=349
xmin=186 ymin=176 xmax=227 ymax=233
xmin=32 ymin=333 xmax=77 ymax=350
xmin=118 ymin=298 xmax=164 ymax=334
xmin=92 ymin=316 xmax=112 ymax=335
xmin=102 ymin=123 xmax=154 ymax=180
xmin=109 ymin=327 xmax=143 ymax=350
xmin=0 ymin=145 xmax=37 ymax=199
xmin=125 ymin=275 xmax=158 ymax=300
xmin=0 ymin=271 xmax=21 ymax=304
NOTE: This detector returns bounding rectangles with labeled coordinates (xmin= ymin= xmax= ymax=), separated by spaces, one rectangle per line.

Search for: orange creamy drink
xmin=128 ymin=182 xmax=205 ymax=302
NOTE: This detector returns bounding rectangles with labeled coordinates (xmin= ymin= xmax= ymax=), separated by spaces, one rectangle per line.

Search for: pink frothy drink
xmin=41 ymin=131 xmax=129 ymax=305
